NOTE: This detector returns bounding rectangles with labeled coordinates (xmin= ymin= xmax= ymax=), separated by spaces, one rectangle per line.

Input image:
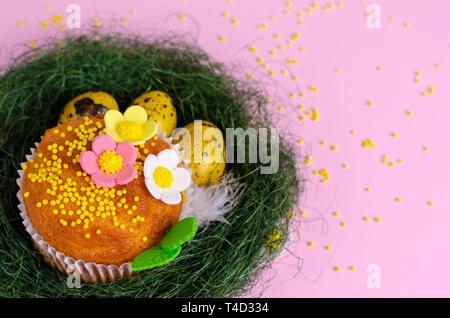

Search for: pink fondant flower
xmin=80 ymin=134 xmax=137 ymax=188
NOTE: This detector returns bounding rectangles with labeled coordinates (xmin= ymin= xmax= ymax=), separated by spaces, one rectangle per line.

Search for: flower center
xmin=98 ymin=150 xmax=123 ymax=174
xmin=153 ymin=167 xmax=174 ymax=189
xmin=116 ymin=121 xmax=143 ymax=140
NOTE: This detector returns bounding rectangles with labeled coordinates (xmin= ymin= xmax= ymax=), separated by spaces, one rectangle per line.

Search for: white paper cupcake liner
xmin=16 ymin=131 xmax=187 ymax=284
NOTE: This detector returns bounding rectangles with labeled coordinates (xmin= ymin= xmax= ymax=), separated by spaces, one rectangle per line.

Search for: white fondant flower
xmin=144 ymin=149 xmax=192 ymax=205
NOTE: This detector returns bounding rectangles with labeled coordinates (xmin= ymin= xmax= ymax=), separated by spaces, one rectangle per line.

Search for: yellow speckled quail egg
xmin=174 ymin=120 xmax=226 ymax=186
xmin=58 ymin=91 xmax=119 ymax=125
xmin=131 ymin=91 xmax=177 ymax=137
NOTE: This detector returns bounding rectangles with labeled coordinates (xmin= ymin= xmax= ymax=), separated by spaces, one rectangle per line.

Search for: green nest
xmin=0 ymin=34 xmax=301 ymax=297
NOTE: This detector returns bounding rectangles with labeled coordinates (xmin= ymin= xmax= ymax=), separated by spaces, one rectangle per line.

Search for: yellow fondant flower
xmin=104 ymin=105 xmax=157 ymax=145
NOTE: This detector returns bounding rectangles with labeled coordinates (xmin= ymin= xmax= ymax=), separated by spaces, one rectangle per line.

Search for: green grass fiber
xmin=0 ymin=34 xmax=301 ymax=297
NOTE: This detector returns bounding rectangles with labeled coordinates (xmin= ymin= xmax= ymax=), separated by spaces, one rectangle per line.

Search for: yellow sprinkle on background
xmin=304 ymin=156 xmax=311 ymax=165
xmin=362 ymin=139 xmax=376 ymax=148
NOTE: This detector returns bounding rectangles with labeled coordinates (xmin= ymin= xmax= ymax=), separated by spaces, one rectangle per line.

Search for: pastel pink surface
xmin=2 ymin=0 xmax=450 ymax=297
xmin=91 ymin=170 xmax=116 ymax=188
xmin=115 ymin=164 xmax=137 ymax=185
xmin=115 ymin=141 xmax=137 ymax=166
xmin=80 ymin=151 xmax=99 ymax=175
xmin=92 ymin=134 xmax=116 ymax=156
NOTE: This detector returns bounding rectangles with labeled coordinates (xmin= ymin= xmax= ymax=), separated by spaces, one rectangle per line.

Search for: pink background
xmin=1 ymin=0 xmax=449 ymax=297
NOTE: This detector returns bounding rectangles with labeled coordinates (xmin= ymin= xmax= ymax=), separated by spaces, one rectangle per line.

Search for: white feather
xmin=179 ymin=172 xmax=245 ymax=228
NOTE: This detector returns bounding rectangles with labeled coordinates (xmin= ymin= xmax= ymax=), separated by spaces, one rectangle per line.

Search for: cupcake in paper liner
xmin=16 ymin=108 xmax=195 ymax=283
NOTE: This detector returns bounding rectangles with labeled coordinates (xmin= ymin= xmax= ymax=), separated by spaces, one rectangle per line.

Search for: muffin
xmin=20 ymin=115 xmax=182 ymax=266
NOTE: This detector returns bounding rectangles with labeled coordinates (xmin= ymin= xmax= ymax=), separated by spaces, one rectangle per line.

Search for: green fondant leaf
xmin=131 ymin=217 xmax=197 ymax=271
xmin=161 ymin=217 xmax=198 ymax=251
xmin=131 ymin=245 xmax=181 ymax=271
